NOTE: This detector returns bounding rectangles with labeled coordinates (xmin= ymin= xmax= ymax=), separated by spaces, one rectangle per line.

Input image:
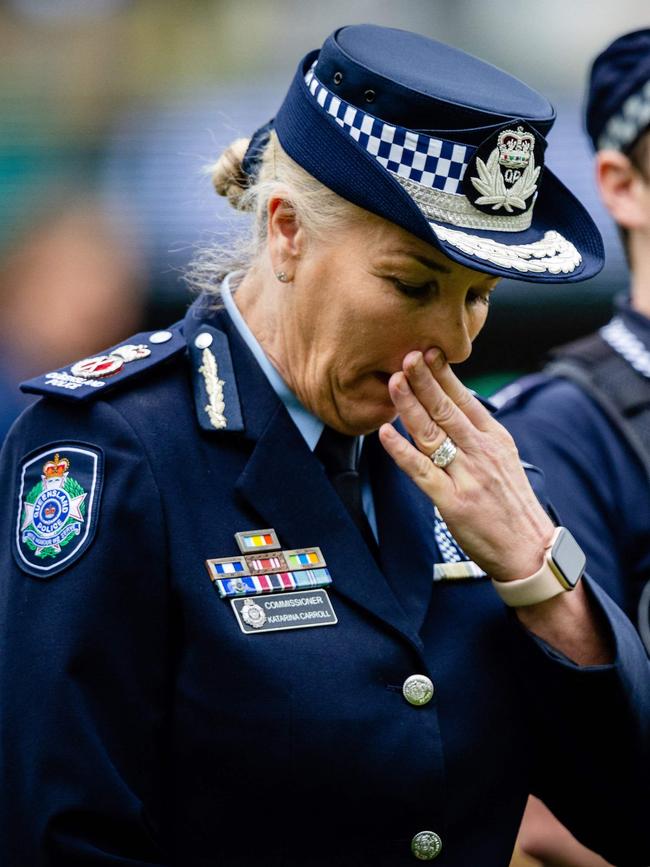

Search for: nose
xmin=426 ymin=303 xmax=473 ymax=365
xmin=442 ymin=325 xmax=472 ymax=364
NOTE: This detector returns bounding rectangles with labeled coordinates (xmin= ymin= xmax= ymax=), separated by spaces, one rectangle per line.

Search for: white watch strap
xmin=491 ymin=528 xmax=566 ymax=607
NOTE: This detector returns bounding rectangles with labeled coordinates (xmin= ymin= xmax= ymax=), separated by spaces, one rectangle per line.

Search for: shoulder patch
xmin=19 ymin=326 xmax=186 ymax=402
xmin=14 ymin=442 xmax=104 ymax=578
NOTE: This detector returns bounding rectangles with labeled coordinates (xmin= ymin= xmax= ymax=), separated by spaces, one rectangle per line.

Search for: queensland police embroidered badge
xmin=14 ymin=443 xmax=103 ymax=578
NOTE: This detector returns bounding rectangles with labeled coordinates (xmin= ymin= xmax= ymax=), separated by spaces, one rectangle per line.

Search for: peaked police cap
xmin=252 ymin=24 xmax=604 ymax=283
xmin=585 ymin=28 xmax=650 ymax=154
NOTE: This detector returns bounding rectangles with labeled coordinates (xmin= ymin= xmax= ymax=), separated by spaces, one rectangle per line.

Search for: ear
xmin=596 ymin=150 xmax=650 ymax=230
xmin=266 ymin=194 xmax=305 ymax=276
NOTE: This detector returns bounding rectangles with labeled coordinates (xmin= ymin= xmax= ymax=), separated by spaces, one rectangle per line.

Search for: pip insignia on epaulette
xmin=20 ymin=328 xmax=186 ymax=402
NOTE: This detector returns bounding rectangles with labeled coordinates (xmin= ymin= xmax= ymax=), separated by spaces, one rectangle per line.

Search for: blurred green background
xmin=0 ymin=0 xmax=648 ymax=429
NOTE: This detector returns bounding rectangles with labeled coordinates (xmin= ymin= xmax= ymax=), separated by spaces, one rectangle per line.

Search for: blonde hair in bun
xmin=186 ymin=131 xmax=361 ymax=294
xmin=210 ymin=138 xmax=251 ymax=210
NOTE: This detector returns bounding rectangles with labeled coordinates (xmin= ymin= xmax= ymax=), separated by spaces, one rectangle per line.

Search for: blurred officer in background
xmin=498 ymin=28 xmax=650 ymax=667
xmin=497 ymin=29 xmax=650 ymax=867
xmin=0 ymin=24 xmax=648 ymax=867
xmin=0 ymin=197 xmax=146 ymax=443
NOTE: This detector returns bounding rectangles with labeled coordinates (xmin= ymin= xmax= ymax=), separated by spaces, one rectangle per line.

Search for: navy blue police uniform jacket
xmin=1 ymin=292 xmax=649 ymax=867
xmin=496 ymin=299 xmax=650 ymax=654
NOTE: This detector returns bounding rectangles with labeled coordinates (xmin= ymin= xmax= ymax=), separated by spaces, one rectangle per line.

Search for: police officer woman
xmin=0 ymin=24 xmax=648 ymax=867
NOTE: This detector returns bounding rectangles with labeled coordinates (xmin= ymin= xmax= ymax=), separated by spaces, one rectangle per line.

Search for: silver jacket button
xmin=411 ymin=830 xmax=442 ymax=860
xmin=402 ymin=674 xmax=434 ymax=706
xmin=194 ymin=332 xmax=214 ymax=349
xmin=148 ymin=330 xmax=173 ymax=344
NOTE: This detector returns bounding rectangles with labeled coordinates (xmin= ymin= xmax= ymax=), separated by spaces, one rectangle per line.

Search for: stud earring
xmin=275 ymin=271 xmax=289 ymax=282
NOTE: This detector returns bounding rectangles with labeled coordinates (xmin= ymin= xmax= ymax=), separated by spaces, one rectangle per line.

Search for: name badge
xmin=231 ymin=589 xmax=338 ymax=634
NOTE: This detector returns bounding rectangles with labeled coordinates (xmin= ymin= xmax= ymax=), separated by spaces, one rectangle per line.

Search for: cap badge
xmin=464 ymin=123 xmax=544 ymax=215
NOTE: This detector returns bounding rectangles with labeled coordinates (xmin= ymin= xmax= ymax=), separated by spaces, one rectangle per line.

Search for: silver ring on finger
xmin=430 ymin=435 xmax=457 ymax=469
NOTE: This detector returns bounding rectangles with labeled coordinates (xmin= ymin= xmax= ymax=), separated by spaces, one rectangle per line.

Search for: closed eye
xmin=466 ymin=289 xmax=493 ymax=307
xmin=390 ymin=278 xmax=437 ymax=301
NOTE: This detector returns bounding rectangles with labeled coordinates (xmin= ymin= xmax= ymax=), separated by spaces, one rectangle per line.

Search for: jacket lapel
xmin=185 ymin=298 xmax=425 ymax=652
xmin=366 ymin=432 xmax=437 ymax=633
xmin=235 ymin=405 xmax=423 ymax=652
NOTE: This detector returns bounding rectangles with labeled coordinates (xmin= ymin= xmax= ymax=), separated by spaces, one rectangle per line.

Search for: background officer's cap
xmin=244 ymin=24 xmax=604 ymax=284
xmin=586 ymin=28 xmax=650 ymax=155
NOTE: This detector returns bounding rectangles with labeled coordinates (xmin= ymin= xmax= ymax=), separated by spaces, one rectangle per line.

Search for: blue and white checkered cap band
xmin=303 ymin=66 xmax=582 ymax=273
xmin=305 ymin=66 xmax=471 ymax=195
xmin=597 ymin=79 xmax=650 ymax=151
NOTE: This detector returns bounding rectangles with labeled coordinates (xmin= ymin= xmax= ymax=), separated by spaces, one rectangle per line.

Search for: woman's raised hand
xmin=378 ymin=349 xmax=555 ymax=584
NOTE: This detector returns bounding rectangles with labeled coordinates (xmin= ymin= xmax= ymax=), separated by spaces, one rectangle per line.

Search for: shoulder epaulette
xmin=187 ymin=324 xmax=244 ymax=432
xmin=20 ymin=325 xmax=186 ymax=402
xmin=489 ymin=373 xmax=550 ymax=411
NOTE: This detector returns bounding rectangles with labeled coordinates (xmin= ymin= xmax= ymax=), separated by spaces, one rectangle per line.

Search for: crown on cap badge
xmin=464 ymin=121 xmax=543 ymax=216
xmin=497 ymin=126 xmax=535 ymax=170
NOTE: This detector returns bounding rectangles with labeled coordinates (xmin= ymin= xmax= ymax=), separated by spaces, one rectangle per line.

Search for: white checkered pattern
xmin=598 ymin=79 xmax=650 ymax=151
xmin=433 ymin=507 xmax=467 ymax=563
xmin=601 ymin=316 xmax=650 ymax=379
xmin=305 ymin=67 xmax=472 ymax=195
xmin=433 ymin=508 xmax=488 ymax=581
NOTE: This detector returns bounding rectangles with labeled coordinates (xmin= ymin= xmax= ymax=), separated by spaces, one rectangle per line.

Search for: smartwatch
xmin=491 ymin=527 xmax=586 ymax=607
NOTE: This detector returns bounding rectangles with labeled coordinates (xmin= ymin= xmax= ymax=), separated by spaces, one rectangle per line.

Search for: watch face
xmin=552 ymin=528 xmax=586 ymax=589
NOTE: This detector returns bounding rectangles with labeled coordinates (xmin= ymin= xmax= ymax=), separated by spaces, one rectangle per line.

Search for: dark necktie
xmin=314 ymin=426 xmax=378 ymax=554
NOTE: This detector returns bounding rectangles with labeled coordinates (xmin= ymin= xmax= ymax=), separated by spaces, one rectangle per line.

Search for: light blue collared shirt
xmin=221 ymin=274 xmax=325 ymax=450
xmin=220 ymin=274 xmax=377 ymax=537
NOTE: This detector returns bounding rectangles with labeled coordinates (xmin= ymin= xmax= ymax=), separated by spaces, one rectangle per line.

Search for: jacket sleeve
xmin=512 ymin=576 xmax=650 ymax=865
xmin=511 ymin=441 xmax=650 ymax=864
xmin=0 ymin=397 xmax=171 ymax=866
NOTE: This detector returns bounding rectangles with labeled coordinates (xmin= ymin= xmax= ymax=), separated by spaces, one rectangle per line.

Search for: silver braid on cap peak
xmin=429 ymin=224 xmax=581 ymax=274
xmin=394 ymin=175 xmax=533 ymax=231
